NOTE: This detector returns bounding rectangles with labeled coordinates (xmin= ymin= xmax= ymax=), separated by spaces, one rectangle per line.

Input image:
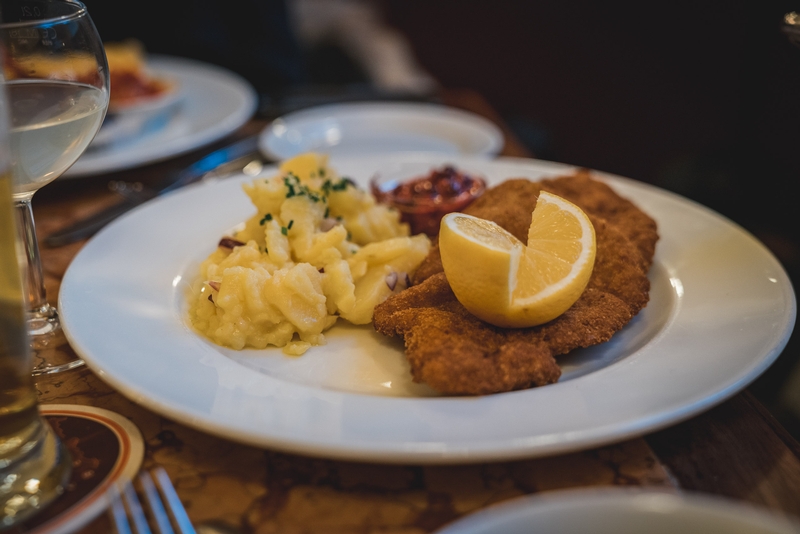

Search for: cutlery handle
xmin=157 ymin=135 xmax=262 ymax=196
xmin=43 ymin=197 xmax=143 ymax=247
xmin=44 ymin=135 xmax=266 ymax=248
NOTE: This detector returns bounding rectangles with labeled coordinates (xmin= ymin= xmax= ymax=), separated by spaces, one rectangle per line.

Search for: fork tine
xmin=151 ymin=467 xmax=196 ymax=534
xmin=109 ymin=485 xmax=133 ymax=534
xmin=108 ymin=469 xmax=196 ymax=534
xmin=139 ymin=471 xmax=176 ymax=534
xmin=121 ymin=480 xmax=152 ymax=534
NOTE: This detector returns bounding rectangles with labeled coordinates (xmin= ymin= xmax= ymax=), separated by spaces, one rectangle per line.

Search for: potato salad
xmin=188 ymin=153 xmax=430 ymax=355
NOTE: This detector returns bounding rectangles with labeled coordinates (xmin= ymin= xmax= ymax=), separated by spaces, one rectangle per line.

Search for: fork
xmin=109 ymin=467 xmax=196 ymax=534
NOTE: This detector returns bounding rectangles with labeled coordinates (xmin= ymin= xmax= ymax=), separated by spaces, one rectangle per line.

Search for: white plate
xmin=58 ymin=153 xmax=796 ymax=464
xmin=259 ymin=102 xmax=504 ymax=160
xmin=433 ymin=488 xmax=800 ymax=533
xmin=64 ymin=55 xmax=258 ymax=178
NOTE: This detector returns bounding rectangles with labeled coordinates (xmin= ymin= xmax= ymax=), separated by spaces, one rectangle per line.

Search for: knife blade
xmin=44 ymin=135 xmax=264 ymax=247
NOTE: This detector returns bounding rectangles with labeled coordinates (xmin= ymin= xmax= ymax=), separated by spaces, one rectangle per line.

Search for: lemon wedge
xmin=439 ymin=191 xmax=596 ymax=328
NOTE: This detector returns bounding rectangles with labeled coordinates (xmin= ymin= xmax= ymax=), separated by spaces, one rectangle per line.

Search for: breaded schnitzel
xmin=373 ymin=170 xmax=659 ymax=396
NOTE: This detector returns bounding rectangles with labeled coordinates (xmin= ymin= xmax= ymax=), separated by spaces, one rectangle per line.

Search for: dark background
xmin=383 ymin=1 xmax=799 ymax=229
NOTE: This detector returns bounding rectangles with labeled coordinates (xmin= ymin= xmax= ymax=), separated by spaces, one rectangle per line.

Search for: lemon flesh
xmin=439 ymin=191 xmax=596 ymax=328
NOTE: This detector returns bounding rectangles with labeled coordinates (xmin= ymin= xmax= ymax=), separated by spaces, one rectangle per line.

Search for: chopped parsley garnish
xmin=322 ymin=176 xmax=356 ymax=193
xmin=321 ymin=177 xmax=354 ymax=194
xmin=283 ymin=172 xmax=323 ymax=202
xmin=259 ymin=213 xmax=273 ymax=225
xmin=283 ymin=174 xmax=298 ymax=198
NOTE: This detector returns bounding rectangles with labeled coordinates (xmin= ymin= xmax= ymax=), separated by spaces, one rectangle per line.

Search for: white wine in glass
xmin=1 ymin=0 xmax=109 ymax=374
xmin=7 ymin=80 xmax=106 ymax=196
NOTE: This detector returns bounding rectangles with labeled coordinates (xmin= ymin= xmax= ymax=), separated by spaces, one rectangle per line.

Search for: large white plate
xmin=433 ymin=488 xmax=800 ymax=533
xmin=259 ymin=102 xmax=504 ymax=160
xmin=58 ymin=153 xmax=796 ymax=464
xmin=64 ymin=55 xmax=258 ymax=178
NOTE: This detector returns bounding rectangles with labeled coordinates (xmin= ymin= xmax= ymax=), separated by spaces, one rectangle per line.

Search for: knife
xmin=44 ymin=135 xmax=264 ymax=247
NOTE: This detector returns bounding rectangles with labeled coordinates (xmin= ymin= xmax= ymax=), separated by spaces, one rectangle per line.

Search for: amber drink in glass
xmin=0 ymin=48 xmax=71 ymax=529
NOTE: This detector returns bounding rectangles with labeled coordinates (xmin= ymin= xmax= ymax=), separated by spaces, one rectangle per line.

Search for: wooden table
xmin=25 ymin=89 xmax=800 ymax=533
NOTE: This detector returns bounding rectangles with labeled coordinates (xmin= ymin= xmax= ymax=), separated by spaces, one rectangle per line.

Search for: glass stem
xmin=14 ymin=196 xmax=48 ymax=311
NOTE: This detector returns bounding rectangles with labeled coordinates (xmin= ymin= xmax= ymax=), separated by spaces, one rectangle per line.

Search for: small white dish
xmin=259 ymin=102 xmax=504 ymax=160
xmin=433 ymin=488 xmax=800 ymax=533
xmin=65 ymin=55 xmax=257 ymax=178
xmin=58 ymin=153 xmax=796 ymax=464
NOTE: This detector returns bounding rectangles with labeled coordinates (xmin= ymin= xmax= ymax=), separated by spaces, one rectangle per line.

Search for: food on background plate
xmin=2 ymin=51 xmax=103 ymax=86
xmin=103 ymin=40 xmax=177 ymax=111
xmin=370 ymin=165 xmax=486 ymax=236
xmin=188 ymin=152 xmax=430 ymax=355
xmin=439 ymin=191 xmax=597 ymax=328
xmin=373 ymin=170 xmax=659 ymax=395
xmin=2 ymin=40 xmax=175 ymax=111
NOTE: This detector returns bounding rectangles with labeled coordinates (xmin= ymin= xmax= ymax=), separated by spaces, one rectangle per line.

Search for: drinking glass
xmin=0 ymin=0 xmax=109 ymax=373
xmin=0 ymin=55 xmax=71 ymax=529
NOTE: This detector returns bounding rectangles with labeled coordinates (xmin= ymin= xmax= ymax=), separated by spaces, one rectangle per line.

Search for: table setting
xmin=1 ymin=1 xmax=799 ymax=533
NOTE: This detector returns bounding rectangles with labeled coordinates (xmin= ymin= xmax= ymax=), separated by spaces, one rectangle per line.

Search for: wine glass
xmin=0 ymin=0 xmax=109 ymax=373
xmin=0 ymin=47 xmax=71 ymax=527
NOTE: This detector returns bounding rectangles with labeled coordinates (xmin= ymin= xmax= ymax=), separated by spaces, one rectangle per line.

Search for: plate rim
xmin=64 ymin=54 xmax=258 ymax=178
xmin=58 ymin=153 xmax=797 ymax=464
xmin=432 ymin=487 xmax=800 ymax=533
xmin=259 ymin=101 xmax=505 ymax=160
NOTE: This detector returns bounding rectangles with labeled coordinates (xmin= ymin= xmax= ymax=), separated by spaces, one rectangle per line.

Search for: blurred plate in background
xmin=259 ymin=101 xmax=504 ymax=160
xmin=90 ymin=75 xmax=184 ymax=149
xmin=65 ymin=56 xmax=257 ymax=178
